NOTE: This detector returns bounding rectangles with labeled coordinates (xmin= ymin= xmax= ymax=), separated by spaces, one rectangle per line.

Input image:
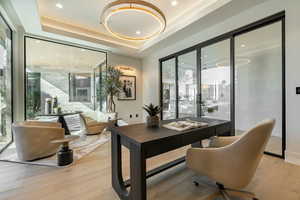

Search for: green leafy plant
xmin=143 ymin=103 xmax=161 ymax=117
xmin=103 ymin=66 xmax=123 ymax=113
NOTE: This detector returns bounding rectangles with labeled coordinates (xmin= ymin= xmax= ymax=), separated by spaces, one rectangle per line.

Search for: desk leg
xmin=129 ymin=143 xmax=146 ymax=200
xmin=111 ymin=133 xmax=129 ymax=200
xmin=111 ymin=132 xmax=147 ymax=200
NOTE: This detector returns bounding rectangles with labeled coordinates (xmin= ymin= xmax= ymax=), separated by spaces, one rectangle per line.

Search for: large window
xmin=160 ymin=12 xmax=285 ymax=158
xmin=0 ymin=14 xmax=12 ymax=153
xmin=25 ymin=37 xmax=106 ymax=119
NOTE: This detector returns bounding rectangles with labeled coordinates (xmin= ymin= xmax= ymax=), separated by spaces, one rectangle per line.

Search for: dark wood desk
xmin=109 ymin=118 xmax=232 ymax=200
xmin=38 ymin=112 xmax=81 ymax=135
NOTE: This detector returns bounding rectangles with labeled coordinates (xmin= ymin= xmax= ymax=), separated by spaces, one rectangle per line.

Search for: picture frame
xmin=118 ymin=75 xmax=136 ymax=100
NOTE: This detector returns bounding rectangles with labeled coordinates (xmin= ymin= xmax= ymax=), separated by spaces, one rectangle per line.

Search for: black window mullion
xmin=196 ymin=47 xmax=202 ymax=117
xmin=230 ymin=37 xmax=235 ymax=136
xmin=175 ymin=56 xmax=179 ymax=119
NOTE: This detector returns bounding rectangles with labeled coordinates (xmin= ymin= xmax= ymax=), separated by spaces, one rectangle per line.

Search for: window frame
xmin=159 ymin=11 xmax=286 ymax=159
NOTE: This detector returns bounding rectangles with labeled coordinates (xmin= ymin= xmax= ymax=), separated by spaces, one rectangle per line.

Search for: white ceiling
xmin=37 ymin=0 xmax=231 ymax=43
xmin=8 ymin=0 xmax=271 ymax=57
xmin=9 ymin=0 xmax=232 ymax=55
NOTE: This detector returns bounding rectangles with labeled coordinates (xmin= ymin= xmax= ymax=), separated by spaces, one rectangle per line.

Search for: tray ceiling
xmin=37 ymin=0 xmax=232 ymax=51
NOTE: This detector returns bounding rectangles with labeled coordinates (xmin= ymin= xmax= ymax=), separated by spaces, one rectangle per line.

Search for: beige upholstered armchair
xmin=79 ymin=113 xmax=108 ymax=135
xmin=186 ymin=119 xmax=275 ymax=200
xmin=12 ymin=121 xmax=65 ymax=161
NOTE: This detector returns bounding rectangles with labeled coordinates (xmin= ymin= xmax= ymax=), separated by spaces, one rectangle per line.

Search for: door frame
xmin=159 ymin=11 xmax=286 ymax=158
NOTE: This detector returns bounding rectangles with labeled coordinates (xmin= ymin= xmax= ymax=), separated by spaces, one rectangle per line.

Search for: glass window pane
xmin=201 ymin=39 xmax=231 ymax=120
xmin=69 ymin=73 xmax=92 ymax=102
xmin=162 ymin=58 xmax=176 ymax=120
xmin=25 ymin=38 xmax=106 ymax=119
xmin=178 ymin=51 xmax=197 ymax=118
xmin=0 ymin=16 xmax=12 ymax=151
xmin=235 ymin=22 xmax=283 ymax=156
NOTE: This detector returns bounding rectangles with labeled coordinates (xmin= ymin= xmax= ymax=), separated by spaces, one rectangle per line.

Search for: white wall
xmin=142 ymin=0 xmax=300 ymax=165
xmin=107 ymin=53 xmax=143 ymax=124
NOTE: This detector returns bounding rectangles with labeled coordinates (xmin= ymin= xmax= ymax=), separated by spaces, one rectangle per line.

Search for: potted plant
xmin=103 ymin=66 xmax=123 ymax=116
xmin=143 ymin=103 xmax=161 ymax=128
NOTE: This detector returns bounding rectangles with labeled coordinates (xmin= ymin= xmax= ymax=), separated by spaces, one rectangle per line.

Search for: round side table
xmin=52 ymin=135 xmax=80 ymax=166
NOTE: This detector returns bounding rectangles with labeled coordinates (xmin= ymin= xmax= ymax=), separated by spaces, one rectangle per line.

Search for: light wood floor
xmin=0 ymin=142 xmax=300 ymax=200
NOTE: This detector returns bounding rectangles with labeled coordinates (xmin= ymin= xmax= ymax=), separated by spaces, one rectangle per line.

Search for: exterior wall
xmin=142 ymin=0 xmax=300 ymax=164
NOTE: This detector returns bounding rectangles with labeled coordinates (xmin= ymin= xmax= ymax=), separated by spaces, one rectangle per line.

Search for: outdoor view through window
xmin=25 ymin=37 xmax=106 ymax=120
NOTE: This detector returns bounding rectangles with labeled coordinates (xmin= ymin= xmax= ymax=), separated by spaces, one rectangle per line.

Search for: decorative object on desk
xmin=143 ymin=103 xmax=161 ymax=127
xmin=163 ymin=119 xmax=208 ymax=131
xmin=45 ymin=98 xmax=52 ymax=114
xmin=103 ymin=66 xmax=123 ymax=113
xmin=118 ymin=75 xmax=136 ymax=101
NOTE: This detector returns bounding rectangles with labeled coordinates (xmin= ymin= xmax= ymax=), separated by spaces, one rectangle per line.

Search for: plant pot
xmin=146 ymin=116 xmax=160 ymax=128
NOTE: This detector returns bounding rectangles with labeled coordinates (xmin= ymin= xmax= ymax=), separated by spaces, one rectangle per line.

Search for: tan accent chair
xmin=12 ymin=121 xmax=65 ymax=161
xmin=79 ymin=113 xmax=108 ymax=135
xmin=186 ymin=119 xmax=275 ymax=200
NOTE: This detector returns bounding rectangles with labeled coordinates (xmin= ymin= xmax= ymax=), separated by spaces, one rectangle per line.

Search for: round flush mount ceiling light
xmin=100 ymin=0 xmax=167 ymax=41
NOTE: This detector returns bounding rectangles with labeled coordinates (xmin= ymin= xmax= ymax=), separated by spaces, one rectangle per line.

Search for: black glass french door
xmin=160 ymin=12 xmax=285 ymax=158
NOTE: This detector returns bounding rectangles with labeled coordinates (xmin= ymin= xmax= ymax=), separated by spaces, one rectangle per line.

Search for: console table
xmin=109 ymin=118 xmax=232 ymax=200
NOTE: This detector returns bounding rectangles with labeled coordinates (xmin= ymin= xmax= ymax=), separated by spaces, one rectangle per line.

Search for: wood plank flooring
xmin=0 ymin=142 xmax=300 ymax=200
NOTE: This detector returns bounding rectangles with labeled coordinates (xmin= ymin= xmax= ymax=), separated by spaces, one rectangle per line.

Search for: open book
xmin=163 ymin=119 xmax=208 ymax=131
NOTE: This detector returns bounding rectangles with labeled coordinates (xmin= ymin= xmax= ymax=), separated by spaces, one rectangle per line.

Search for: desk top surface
xmin=109 ymin=118 xmax=230 ymax=145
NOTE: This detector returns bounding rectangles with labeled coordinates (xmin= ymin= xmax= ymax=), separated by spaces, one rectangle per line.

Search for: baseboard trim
xmin=285 ymin=151 xmax=300 ymax=166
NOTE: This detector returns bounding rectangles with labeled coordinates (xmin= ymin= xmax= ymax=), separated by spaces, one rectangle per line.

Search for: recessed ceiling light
xmin=241 ymin=44 xmax=246 ymax=48
xmin=56 ymin=3 xmax=63 ymax=9
xmin=136 ymin=30 xmax=141 ymax=35
xmin=171 ymin=0 xmax=178 ymax=6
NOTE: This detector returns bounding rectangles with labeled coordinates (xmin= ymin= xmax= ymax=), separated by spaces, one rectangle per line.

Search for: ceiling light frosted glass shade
xmin=100 ymin=0 xmax=167 ymax=41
